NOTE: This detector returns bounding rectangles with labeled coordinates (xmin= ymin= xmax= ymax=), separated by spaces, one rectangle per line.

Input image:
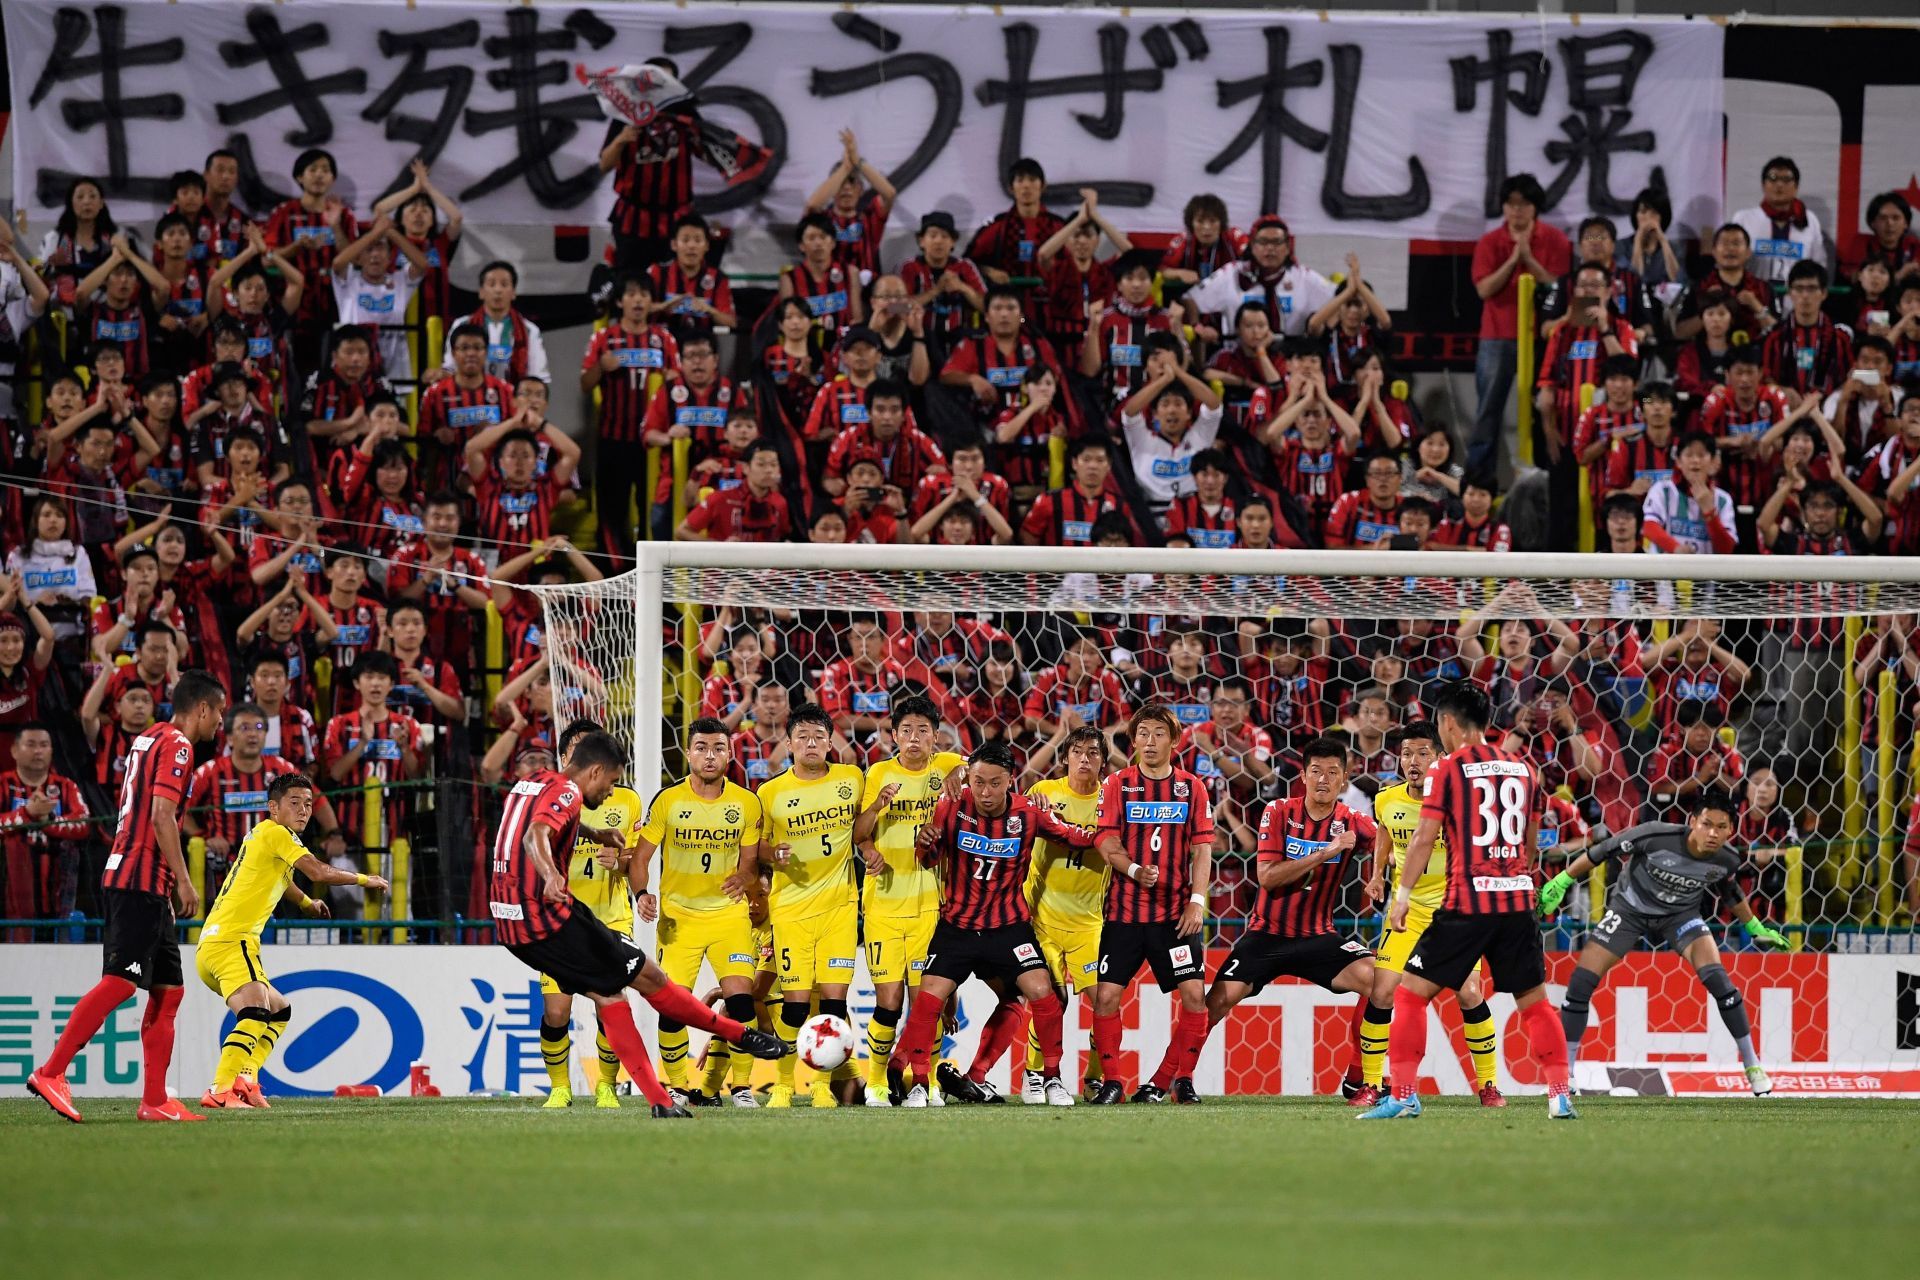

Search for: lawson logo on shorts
xmin=828 ymin=957 xmax=856 ymax=970
xmin=1471 ymin=876 xmax=1533 ymax=892
xmin=956 ymin=831 xmax=1021 ymax=859
xmin=1124 ymin=802 xmax=1189 ymax=823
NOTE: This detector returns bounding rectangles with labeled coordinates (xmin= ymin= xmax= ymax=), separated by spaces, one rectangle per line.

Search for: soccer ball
xmin=797 ymin=1014 xmax=857 ymax=1072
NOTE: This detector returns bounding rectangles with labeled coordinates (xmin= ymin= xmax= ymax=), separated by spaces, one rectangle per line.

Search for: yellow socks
xmin=1462 ymin=1001 xmax=1499 ymax=1090
xmin=1361 ymin=1001 xmax=1394 ymax=1089
xmin=540 ymin=1021 xmax=572 ymax=1091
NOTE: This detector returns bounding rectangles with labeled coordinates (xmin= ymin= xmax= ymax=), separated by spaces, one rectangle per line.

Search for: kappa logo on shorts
xmin=126 ymin=961 xmax=143 ymax=977
xmin=1013 ymin=942 xmax=1038 ymax=961
xmin=626 ymin=956 xmax=640 ymax=974
xmin=828 ymin=957 xmax=855 ymax=969
xmin=1169 ymin=944 xmax=1194 ymax=967
xmin=1408 ymin=954 xmax=1424 ymax=969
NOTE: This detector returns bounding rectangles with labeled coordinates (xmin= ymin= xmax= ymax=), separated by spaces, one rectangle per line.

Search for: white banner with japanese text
xmin=5 ymin=0 xmax=1725 ymax=243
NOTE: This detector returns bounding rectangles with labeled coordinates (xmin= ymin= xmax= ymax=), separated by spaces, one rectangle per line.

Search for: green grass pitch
xmin=4 ymin=1096 xmax=1914 ymax=1279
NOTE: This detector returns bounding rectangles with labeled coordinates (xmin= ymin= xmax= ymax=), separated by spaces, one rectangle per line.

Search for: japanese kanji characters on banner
xmin=6 ymin=0 xmax=1726 ymax=242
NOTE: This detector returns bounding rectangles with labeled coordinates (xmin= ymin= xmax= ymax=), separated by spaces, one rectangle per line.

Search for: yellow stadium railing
xmin=314 ymin=657 xmax=333 ymax=728
xmin=679 ymin=604 xmax=702 ymax=741
xmin=1841 ymin=614 xmax=1865 ymax=893
xmin=1576 ymin=382 xmax=1596 ymax=553
xmin=1589 ymin=860 xmax=1607 ymax=921
xmin=1876 ymin=667 xmax=1899 ymax=925
xmin=671 ymin=436 xmax=692 ymax=531
xmin=187 ymin=836 xmax=208 ymax=943
xmin=1515 ymin=273 xmax=1536 ymax=468
xmin=1782 ymin=845 xmax=1805 ymax=951
xmin=1049 ymin=434 xmax=1067 ymax=490
xmin=484 ymin=601 xmax=504 ymax=711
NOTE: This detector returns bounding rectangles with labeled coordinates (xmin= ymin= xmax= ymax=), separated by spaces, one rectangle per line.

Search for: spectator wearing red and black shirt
xmin=1262 ymin=394 xmax=1356 ymax=542
xmin=422 ymin=326 xmax=517 ymax=491
xmin=1535 ymin=262 xmax=1639 ymax=455
xmin=1763 ymin=261 xmax=1853 ymax=407
xmin=1081 ymin=251 xmax=1176 ymax=408
xmin=676 ymin=440 xmax=791 ymax=544
xmin=801 ymin=329 xmax=890 ymax=458
xmin=1434 ymin=475 xmax=1513 ymax=552
xmin=647 ymin=213 xmax=737 ymax=335
xmin=74 ymin=243 xmax=168 ymax=383
xmin=243 ymin=651 xmax=319 ymax=770
xmin=1604 ymin=384 xmax=1680 ymax=500
xmin=642 ymin=335 xmax=749 ymax=510
xmin=1161 ymin=449 xmax=1240 ymax=549
xmin=730 ymin=683 xmax=792 ymax=789
xmin=1647 ymin=621 xmax=1751 ymax=741
xmin=583 ymin=274 xmax=680 ymax=447
xmin=781 ymin=214 xmax=862 ymax=339
xmin=1207 ymin=305 xmax=1285 ymax=438
xmin=1676 ymin=224 xmax=1777 ymax=344
xmin=823 ymin=379 xmax=944 ymax=498
xmin=804 ymin=128 xmax=896 ymax=278
xmin=1325 ymin=455 xmax=1405 ymax=550
xmin=388 ymin=494 xmax=491 ymax=664
xmin=1698 ymin=349 xmax=1793 ymax=513
xmin=1673 ymin=290 xmax=1739 ymax=402
xmin=1650 ymin=704 xmax=1743 ymax=819
xmin=298 ymin=326 xmax=394 ymax=467
xmin=818 ymin=616 xmax=916 ymax=739
xmin=1572 ymin=357 xmax=1644 ymax=503
xmin=1757 ymin=473 xmax=1883 ymax=652
xmin=900 ymin=212 xmax=988 ymax=346
xmin=910 ymin=441 xmax=1013 ymax=542
xmin=965 ymin=157 xmax=1069 ymax=285
xmin=0 ymin=725 xmax=91 ymax=935
xmin=1023 ymin=636 xmax=1131 ymax=737
xmin=264 ymin=149 xmax=357 ymax=358
xmin=941 ymin=285 xmax=1080 ymax=436
xmin=463 ymin=413 xmax=580 ymax=559
xmin=323 ymin=651 xmax=424 ymax=841
xmin=599 ymin=88 xmax=769 ymax=271
xmin=1019 ymin=437 xmax=1141 ymax=547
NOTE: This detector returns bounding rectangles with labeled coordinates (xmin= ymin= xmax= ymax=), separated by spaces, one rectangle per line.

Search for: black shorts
xmin=506 ymin=909 xmax=646 ymax=997
xmin=924 ymin=920 xmax=1049 ymax=986
xmin=1404 ymin=910 xmax=1546 ymax=994
xmin=1590 ymin=902 xmax=1714 ymax=958
xmin=1097 ymin=920 xmax=1206 ymax=993
xmin=102 ymin=889 xmax=183 ymax=990
xmin=1219 ymin=931 xmax=1371 ymax=994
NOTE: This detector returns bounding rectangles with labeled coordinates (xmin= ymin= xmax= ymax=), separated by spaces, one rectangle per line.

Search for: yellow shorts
xmin=1033 ymin=918 xmax=1103 ymax=994
xmin=753 ymin=924 xmax=777 ymax=980
xmin=864 ymin=911 xmax=936 ymax=987
xmin=196 ymin=938 xmax=267 ymax=1001
xmin=1375 ymin=900 xmax=1441 ymax=975
xmin=773 ymin=899 xmax=859 ymax=992
xmin=656 ymin=908 xmax=758 ymax=989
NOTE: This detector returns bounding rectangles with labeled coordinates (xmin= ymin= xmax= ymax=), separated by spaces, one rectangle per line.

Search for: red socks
xmin=645 ymin=980 xmax=744 ymax=1042
xmin=1520 ymin=999 xmax=1571 ymax=1094
xmin=1342 ymin=998 xmax=1369 ymax=1086
xmin=968 ymin=999 xmax=1028 ymax=1084
xmin=1387 ymin=985 xmax=1430 ymax=1101
xmin=139 ymin=986 xmax=184 ymax=1106
xmin=1092 ymin=1010 xmax=1124 ymax=1082
xmin=897 ymin=988 xmax=947 ymax=1078
xmin=596 ymin=1000 xmax=673 ymax=1107
xmin=42 ymin=975 xmax=136 ymax=1078
xmin=1174 ymin=1006 xmax=1209 ymax=1080
xmin=1028 ymin=993 xmax=1064 ymax=1078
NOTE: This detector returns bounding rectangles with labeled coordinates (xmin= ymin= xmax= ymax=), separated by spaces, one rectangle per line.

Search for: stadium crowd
xmin=1 ymin=90 xmax=1918 ymax=946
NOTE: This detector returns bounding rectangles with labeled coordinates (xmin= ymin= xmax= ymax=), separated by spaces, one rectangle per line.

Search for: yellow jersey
xmin=202 ymin=818 xmax=307 ymax=944
xmin=640 ymin=778 xmax=762 ymax=918
xmin=1022 ymin=778 xmax=1104 ymax=932
xmin=1374 ymin=781 xmax=1447 ymax=911
xmin=757 ymin=764 xmax=862 ymax=925
xmin=861 ymin=751 xmax=964 ymax=921
xmin=569 ymin=785 xmax=643 ymax=929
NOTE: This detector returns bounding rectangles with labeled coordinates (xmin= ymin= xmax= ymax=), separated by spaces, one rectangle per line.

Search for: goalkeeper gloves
xmin=1743 ymin=917 xmax=1790 ymax=951
xmin=1536 ymin=871 xmax=1575 ymax=919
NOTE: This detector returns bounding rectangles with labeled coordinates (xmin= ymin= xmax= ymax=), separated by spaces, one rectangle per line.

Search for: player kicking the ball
xmin=1087 ymin=704 xmax=1215 ymax=1106
xmin=1538 ymin=789 xmax=1786 ymax=1096
xmin=1354 ymin=724 xmax=1505 ymax=1109
xmin=890 ymin=742 xmax=1092 ymax=1107
xmin=196 ymin=773 xmax=388 ymax=1108
xmin=490 ymin=731 xmax=781 ymax=1118
xmin=1195 ymin=737 xmax=1378 ymax=1102
xmin=1358 ymin=684 xmax=1576 ymax=1121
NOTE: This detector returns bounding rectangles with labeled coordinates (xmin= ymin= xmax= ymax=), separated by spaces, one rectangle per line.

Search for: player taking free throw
xmin=490 ymin=730 xmax=781 ymax=1118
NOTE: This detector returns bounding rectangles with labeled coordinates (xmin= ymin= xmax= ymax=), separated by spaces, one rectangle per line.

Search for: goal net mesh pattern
xmin=531 ymin=552 xmax=1920 ymax=1097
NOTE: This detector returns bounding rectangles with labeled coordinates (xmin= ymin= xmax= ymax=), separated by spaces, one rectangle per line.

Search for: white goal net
xmin=529 ymin=546 xmax=1920 ymax=1099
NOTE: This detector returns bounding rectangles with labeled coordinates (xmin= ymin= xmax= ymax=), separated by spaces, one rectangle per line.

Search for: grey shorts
xmin=1590 ymin=903 xmax=1713 ymax=958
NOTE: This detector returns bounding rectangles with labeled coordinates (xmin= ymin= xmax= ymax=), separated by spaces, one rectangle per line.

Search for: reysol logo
xmin=220 ymin=969 xmax=424 ymax=1097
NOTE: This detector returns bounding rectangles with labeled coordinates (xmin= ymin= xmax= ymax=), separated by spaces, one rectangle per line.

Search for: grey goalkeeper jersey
xmin=1588 ymin=822 xmax=1743 ymax=917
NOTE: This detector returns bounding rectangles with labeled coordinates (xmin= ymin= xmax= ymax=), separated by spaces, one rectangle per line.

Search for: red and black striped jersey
xmin=1603 ymin=432 xmax=1676 ymax=494
xmin=820 ymin=194 xmax=891 ymax=276
xmin=1162 ymin=494 xmax=1239 ymax=548
xmin=1422 ymin=742 xmax=1544 ymax=916
xmin=321 ymin=708 xmax=420 ymax=790
xmin=0 ymin=771 xmax=91 ymax=844
xmin=1091 ymin=302 xmax=1177 ymax=405
xmin=1268 ymin=438 xmax=1349 ymax=537
xmin=264 ymin=200 xmax=357 ymax=329
xmin=226 ymin=306 xmax=294 ymax=402
xmin=488 ymin=769 xmax=582 ymax=944
xmin=607 ymin=117 xmax=701 ymax=241
xmin=407 ymin=232 xmax=460 ymax=325
xmin=1251 ymin=798 xmax=1374 ymax=937
xmin=420 ymin=375 xmax=516 ymax=486
xmin=1573 ymin=402 xmax=1644 ymax=468
xmin=1022 ymin=666 xmax=1132 ymax=729
xmin=929 ymin=788 xmax=1090 ymax=929
xmin=472 ymin=472 xmax=565 ymax=552
xmin=1095 ymin=766 xmax=1215 ymax=924
xmin=1322 ymin=324 xmax=1380 ymax=389
xmin=1018 ymin=485 xmax=1138 ymax=547
xmin=648 ymin=259 xmax=734 ymax=336
xmin=1432 ymin=513 xmax=1513 ymax=552
xmin=1697 ymin=385 xmax=1793 ymax=509
xmin=87 ymin=300 xmax=155 ymax=380
xmin=1036 ymin=253 xmax=1116 ymax=357
xmin=1535 ymin=319 xmax=1637 ymax=422
xmin=583 ymin=323 xmax=678 ymax=444
xmin=321 ymin=595 xmax=384 ymax=708
xmin=102 ymin=721 xmax=196 ymax=897
xmin=941 ymin=330 xmax=1073 ymax=426
xmin=185 ymin=754 xmax=306 ymax=847
xmin=189 ymin=201 xmax=254 ymax=267
xmin=802 ymin=375 xmax=881 ymax=446
xmin=967 ymin=206 xmax=1069 ymax=281
xmin=824 ymin=422 xmax=945 ymax=493
xmin=786 ymin=260 xmax=857 ymax=337
xmin=1762 ymin=316 xmax=1853 ymax=400
xmin=388 ymin=543 xmax=488 ymax=623
xmin=898 ymin=255 xmax=987 ymax=339
xmin=729 ymin=727 xmax=787 ymax=789
xmin=1324 ymin=492 xmax=1402 ymax=549
xmin=299 ymin=370 xmax=394 ymax=436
